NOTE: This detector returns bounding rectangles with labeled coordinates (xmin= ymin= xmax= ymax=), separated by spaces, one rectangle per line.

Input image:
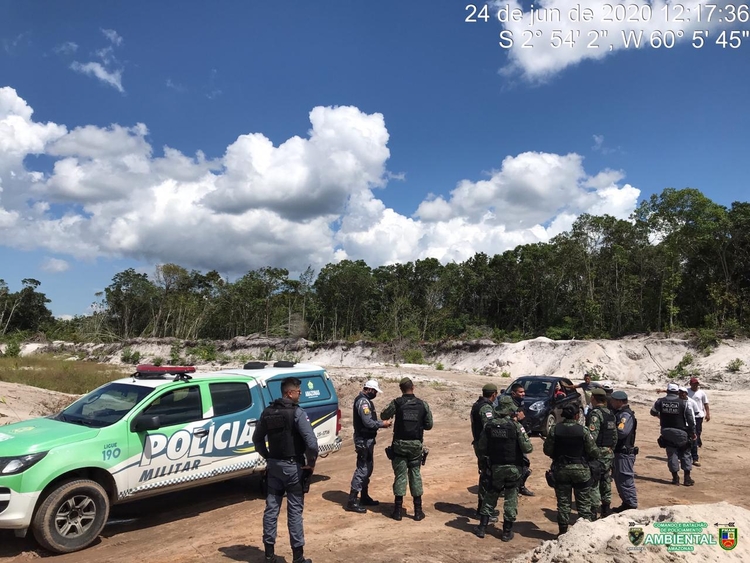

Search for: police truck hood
xmin=0 ymin=417 xmax=99 ymax=455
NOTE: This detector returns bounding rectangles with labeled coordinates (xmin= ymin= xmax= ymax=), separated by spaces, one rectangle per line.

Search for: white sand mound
xmin=512 ymin=502 xmax=748 ymax=563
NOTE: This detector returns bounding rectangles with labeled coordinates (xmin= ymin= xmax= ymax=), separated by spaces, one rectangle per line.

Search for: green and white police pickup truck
xmin=0 ymin=362 xmax=342 ymax=553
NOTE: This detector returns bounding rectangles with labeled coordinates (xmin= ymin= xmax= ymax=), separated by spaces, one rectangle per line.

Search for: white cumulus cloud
xmin=41 ymin=257 xmax=70 ymax=273
xmin=0 ymin=87 xmax=641 ymax=277
xmin=492 ymin=0 xmax=736 ymax=82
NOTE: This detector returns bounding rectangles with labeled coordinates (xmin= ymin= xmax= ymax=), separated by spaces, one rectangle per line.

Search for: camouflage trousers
xmin=392 ymin=455 xmax=423 ymax=497
xmin=588 ymin=458 xmax=613 ymax=508
xmin=553 ymin=465 xmax=594 ymax=526
xmin=479 ymin=465 xmax=522 ymax=523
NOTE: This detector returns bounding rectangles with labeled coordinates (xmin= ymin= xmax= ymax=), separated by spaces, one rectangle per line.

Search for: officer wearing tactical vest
xmin=474 ymin=396 xmax=533 ymax=542
xmin=509 ymin=383 xmax=535 ymax=497
xmin=651 ymin=382 xmax=696 ymax=486
xmin=471 ymin=383 xmax=500 ymax=520
xmin=585 ymin=388 xmax=618 ymax=519
xmin=381 ymin=377 xmax=433 ymax=521
xmin=253 ymin=377 xmax=319 ymax=563
xmin=543 ymin=404 xmax=599 ymax=537
xmin=610 ymin=390 xmax=638 ymax=512
xmin=347 ymin=379 xmax=392 ymax=513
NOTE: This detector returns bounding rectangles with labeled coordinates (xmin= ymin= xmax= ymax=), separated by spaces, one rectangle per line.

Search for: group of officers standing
xmin=469 ymin=380 xmax=639 ymax=539
xmin=249 ymin=372 xmax=709 ymax=561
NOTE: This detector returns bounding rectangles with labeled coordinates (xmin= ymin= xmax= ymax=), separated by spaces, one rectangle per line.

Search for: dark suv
xmin=502 ymin=376 xmax=584 ymax=437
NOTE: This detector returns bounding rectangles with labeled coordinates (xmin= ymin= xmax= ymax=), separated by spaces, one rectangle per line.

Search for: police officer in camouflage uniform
xmin=585 ymin=388 xmax=618 ymax=519
xmin=474 ymin=396 xmax=533 ymax=542
xmin=543 ymin=404 xmax=599 ymax=536
xmin=253 ymin=377 xmax=319 ymax=563
xmin=509 ymin=383 xmax=535 ymax=496
xmin=471 ymin=383 xmax=500 ymax=519
xmin=347 ymin=379 xmax=392 ymax=513
xmin=381 ymin=377 xmax=433 ymax=521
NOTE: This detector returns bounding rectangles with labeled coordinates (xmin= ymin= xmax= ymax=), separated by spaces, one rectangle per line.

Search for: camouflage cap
xmin=400 ymin=377 xmax=413 ymax=386
xmin=591 ymin=388 xmax=607 ymax=398
xmin=482 ymin=383 xmax=498 ymax=394
xmin=495 ymin=396 xmax=517 ymax=416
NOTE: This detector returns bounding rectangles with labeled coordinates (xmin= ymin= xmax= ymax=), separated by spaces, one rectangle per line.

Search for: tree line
xmin=2 ymin=188 xmax=749 ymax=346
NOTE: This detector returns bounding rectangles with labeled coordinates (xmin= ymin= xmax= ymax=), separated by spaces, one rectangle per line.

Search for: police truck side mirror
xmin=131 ymin=414 xmax=162 ymax=432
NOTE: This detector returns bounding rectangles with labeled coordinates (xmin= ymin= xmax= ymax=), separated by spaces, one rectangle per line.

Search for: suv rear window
xmin=210 ymin=382 xmax=252 ymax=416
xmin=268 ymin=375 xmax=331 ymax=404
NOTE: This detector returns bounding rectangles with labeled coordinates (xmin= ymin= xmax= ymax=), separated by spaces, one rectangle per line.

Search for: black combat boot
xmin=501 ymin=520 xmax=515 ymax=542
xmin=671 ymin=471 xmax=680 ymax=485
xmin=683 ymin=471 xmax=695 ymax=486
xmin=360 ymin=486 xmax=379 ymax=506
xmin=391 ymin=495 xmax=403 ymax=521
xmin=474 ymin=514 xmax=490 ymax=538
xmin=558 ymin=523 xmax=568 ymax=537
xmin=345 ymin=489 xmax=367 ymax=513
xmin=264 ymin=543 xmax=277 ymax=563
xmin=600 ymin=502 xmax=611 ymax=517
xmin=413 ymin=496 xmax=426 ymax=521
xmin=292 ymin=546 xmax=312 ymax=563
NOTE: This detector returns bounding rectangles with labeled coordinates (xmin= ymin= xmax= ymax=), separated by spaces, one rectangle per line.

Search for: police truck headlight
xmin=528 ymin=401 xmax=546 ymax=412
xmin=0 ymin=452 xmax=48 ymax=475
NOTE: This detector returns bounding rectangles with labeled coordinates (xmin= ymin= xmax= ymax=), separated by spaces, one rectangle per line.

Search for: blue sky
xmin=1 ymin=1 xmax=748 ymax=317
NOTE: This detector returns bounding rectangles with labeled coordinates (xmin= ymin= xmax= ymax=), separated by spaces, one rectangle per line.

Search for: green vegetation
xmin=2 ymin=189 xmax=750 ymax=345
xmin=186 ymin=342 xmax=217 ymax=362
xmin=402 ymin=349 xmax=425 ymax=364
xmin=435 ymin=362 xmax=444 ymax=371
xmin=667 ymin=353 xmax=699 ymax=380
xmin=120 ymin=348 xmax=141 ymax=365
xmin=727 ymin=358 xmax=745 ymax=373
xmin=500 ymin=371 xmax=511 ymax=378
xmin=0 ymin=356 xmax=127 ymax=395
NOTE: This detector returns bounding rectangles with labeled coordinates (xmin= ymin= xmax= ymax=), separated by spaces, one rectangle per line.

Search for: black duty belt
xmin=270 ymin=456 xmax=301 ymax=463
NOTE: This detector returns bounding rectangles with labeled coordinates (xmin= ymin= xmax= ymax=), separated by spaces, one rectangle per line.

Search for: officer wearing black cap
xmin=471 ymin=383 xmax=500 ymax=519
xmin=651 ymin=383 xmax=696 ymax=486
xmin=610 ymin=390 xmax=638 ymax=512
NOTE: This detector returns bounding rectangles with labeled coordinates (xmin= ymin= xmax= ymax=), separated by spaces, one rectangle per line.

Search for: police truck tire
xmin=31 ymin=479 xmax=110 ymax=554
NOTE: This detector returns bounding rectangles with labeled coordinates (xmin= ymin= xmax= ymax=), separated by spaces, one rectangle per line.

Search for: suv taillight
xmin=336 ymin=409 xmax=342 ymax=435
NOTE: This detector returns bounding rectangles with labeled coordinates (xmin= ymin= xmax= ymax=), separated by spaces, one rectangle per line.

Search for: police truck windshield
xmin=56 ymin=382 xmax=154 ymax=428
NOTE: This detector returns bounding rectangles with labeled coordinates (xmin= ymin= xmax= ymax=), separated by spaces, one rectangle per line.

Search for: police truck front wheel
xmin=31 ymin=479 xmax=110 ymax=554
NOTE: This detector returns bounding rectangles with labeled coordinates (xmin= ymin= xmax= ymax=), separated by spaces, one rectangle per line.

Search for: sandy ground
xmin=1 ymin=361 xmax=749 ymax=563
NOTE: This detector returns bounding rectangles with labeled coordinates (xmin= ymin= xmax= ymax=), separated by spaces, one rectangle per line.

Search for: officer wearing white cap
xmin=347 ymin=379 xmax=392 ymax=513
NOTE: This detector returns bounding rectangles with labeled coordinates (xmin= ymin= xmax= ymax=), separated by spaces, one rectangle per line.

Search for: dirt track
xmin=2 ymin=366 xmax=748 ymax=563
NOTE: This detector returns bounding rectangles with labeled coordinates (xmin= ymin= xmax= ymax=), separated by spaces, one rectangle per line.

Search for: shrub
xmin=152 ymin=356 xmax=164 ymax=367
xmin=500 ymin=370 xmax=511 ymax=378
xmin=435 ymin=362 xmax=444 ymax=371
xmin=169 ymin=343 xmax=183 ymax=365
xmin=2 ymin=341 xmax=21 ymax=358
xmin=120 ymin=348 xmax=133 ymax=364
xmin=187 ymin=342 xmax=217 ymax=362
xmin=668 ymin=353 xmax=699 ymax=379
xmin=727 ymin=358 xmax=745 ymax=373
xmin=402 ymin=349 xmax=425 ymax=364
xmin=693 ymin=328 xmax=719 ymax=356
